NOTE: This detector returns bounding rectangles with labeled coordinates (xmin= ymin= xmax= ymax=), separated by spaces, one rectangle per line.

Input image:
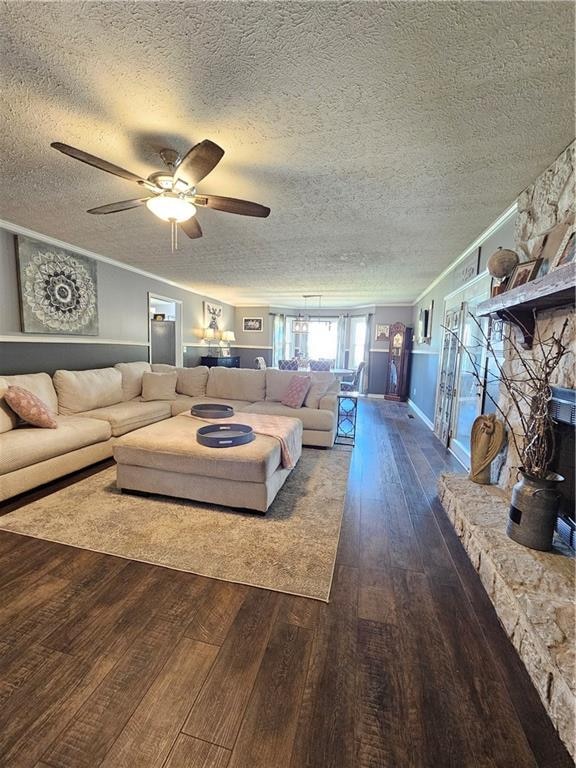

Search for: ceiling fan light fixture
xmin=146 ymin=193 xmax=196 ymax=222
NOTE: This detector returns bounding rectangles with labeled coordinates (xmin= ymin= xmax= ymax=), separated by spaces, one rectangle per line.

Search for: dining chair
xmin=309 ymin=359 xmax=333 ymax=371
xmin=279 ymin=359 xmax=299 ymax=370
xmin=340 ymin=361 xmax=366 ymax=392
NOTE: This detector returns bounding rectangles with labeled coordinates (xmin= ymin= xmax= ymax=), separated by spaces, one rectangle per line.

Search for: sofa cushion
xmin=54 ymin=368 xmax=123 ymax=415
xmin=265 ymin=369 xmax=294 ymax=402
xmin=207 ymin=368 xmax=265 ymax=403
xmin=0 ymin=416 xmax=111 ymax=475
xmin=176 ymin=366 xmax=209 ymax=397
xmin=4 ymin=386 xmax=58 ymax=428
xmin=151 ymin=363 xmax=176 ymax=372
xmin=141 ymin=372 xmax=177 ymax=401
xmin=115 ymin=362 xmax=152 ymax=400
xmin=171 ymin=396 xmax=253 ymax=417
xmin=1 ymin=372 xmax=59 ymax=412
xmin=244 ymin=401 xmax=335 ymax=431
xmin=304 ymin=372 xmax=336 ymax=408
xmin=80 ymin=400 xmax=171 ymax=437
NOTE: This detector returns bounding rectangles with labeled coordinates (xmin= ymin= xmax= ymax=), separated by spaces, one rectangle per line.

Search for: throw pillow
xmin=304 ymin=372 xmax=335 ymax=409
xmin=281 ymin=375 xmax=311 ymax=409
xmin=141 ymin=371 xmax=177 ymax=401
xmin=4 ymin=386 xmax=57 ymax=428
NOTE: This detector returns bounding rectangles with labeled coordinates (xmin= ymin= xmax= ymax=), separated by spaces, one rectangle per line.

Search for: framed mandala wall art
xmin=15 ymin=236 xmax=99 ymax=335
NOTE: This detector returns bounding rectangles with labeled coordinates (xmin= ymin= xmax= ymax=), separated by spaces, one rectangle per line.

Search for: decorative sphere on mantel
xmin=487 ymin=247 xmax=519 ymax=278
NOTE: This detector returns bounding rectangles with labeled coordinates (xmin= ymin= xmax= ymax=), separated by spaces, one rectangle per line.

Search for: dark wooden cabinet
xmin=201 ymin=355 xmax=240 ymax=368
xmin=384 ymin=323 xmax=412 ymax=402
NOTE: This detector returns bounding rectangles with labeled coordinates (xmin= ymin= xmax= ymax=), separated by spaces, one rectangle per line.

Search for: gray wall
xmin=234 ymin=306 xmax=273 ymax=348
xmin=0 ymin=226 xmax=234 ymax=374
xmin=368 ymin=306 xmax=413 ymax=394
xmin=409 ymin=212 xmax=516 ymax=422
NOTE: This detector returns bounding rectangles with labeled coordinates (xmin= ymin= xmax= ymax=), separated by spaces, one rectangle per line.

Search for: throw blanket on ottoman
xmin=179 ymin=411 xmax=302 ymax=469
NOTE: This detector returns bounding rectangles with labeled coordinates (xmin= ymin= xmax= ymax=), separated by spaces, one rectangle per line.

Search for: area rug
xmin=0 ymin=447 xmax=351 ymax=601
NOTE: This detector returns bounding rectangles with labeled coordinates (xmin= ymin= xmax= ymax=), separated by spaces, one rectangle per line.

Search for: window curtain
xmin=336 ymin=315 xmax=348 ymax=369
xmin=362 ymin=313 xmax=373 ymax=393
xmin=272 ymin=313 xmax=285 ymax=367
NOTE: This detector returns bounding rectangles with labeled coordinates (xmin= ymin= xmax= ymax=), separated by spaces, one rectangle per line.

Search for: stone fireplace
xmin=439 ymin=142 xmax=575 ymax=757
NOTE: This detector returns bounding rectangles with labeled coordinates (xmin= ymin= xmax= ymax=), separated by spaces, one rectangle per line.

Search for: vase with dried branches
xmin=445 ymin=314 xmax=571 ymax=551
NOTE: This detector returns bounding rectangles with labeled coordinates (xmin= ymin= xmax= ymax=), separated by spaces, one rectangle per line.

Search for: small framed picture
xmin=506 ymin=259 xmax=542 ymax=291
xmin=221 ymin=348 xmax=231 ymax=357
xmin=550 ymin=224 xmax=575 ymax=271
xmin=152 ymin=313 xmax=165 ymax=321
xmin=535 ymin=219 xmax=573 ymax=277
xmin=243 ymin=317 xmax=263 ymax=332
xmin=375 ymin=323 xmax=389 ymax=341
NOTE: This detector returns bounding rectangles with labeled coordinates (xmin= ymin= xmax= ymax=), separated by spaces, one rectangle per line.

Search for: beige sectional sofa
xmin=0 ymin=363 xmax=338 ymax=502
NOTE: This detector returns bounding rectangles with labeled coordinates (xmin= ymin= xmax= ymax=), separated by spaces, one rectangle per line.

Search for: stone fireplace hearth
xmin=438 ymin=475 xmax=574 ymax=758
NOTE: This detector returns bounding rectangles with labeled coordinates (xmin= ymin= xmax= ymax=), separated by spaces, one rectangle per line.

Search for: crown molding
xmin=412 ymin=202 xmax=518 ymax=306
xmin=0 ymin=218 xmax=232 ymax=307
xmin=0 ymin=334 xmax=148 ymax=345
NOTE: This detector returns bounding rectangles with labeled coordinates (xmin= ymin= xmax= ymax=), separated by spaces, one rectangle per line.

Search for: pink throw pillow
xmin=4 ymin=386 xmax=57 ymax=429
xmin=282 ymin=375 xmax=311 ymax=409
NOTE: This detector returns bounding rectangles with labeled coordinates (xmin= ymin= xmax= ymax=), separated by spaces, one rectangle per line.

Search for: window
xmin=349 ymin=316 xmax=367 ymax=369
xmin=306 ymin=318 xmax=338 ymax=360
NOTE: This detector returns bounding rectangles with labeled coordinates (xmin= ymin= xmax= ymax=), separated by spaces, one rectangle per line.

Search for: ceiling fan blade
xmin=87 ymin=198 xmax=150 ymax=215
xmin=180 ymin=217 xmax=203 ymax=239
xmin=194 ymin=194 xmax=270 ymax=218
xmin=51 ymin=142 xmax=146 ymax=184
xmin=173 ymin=140 xmax=224 ymax=187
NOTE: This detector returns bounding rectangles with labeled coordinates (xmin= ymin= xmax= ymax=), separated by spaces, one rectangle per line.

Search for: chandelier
xmin=293 ymin=295 xmax=310 ymax=333
xmin=293 ymin=294 xmax=324 ymax=334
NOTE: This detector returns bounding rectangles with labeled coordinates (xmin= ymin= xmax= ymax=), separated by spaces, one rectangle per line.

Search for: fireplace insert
xmin=549 ymin=386 xmax=575 ymax=550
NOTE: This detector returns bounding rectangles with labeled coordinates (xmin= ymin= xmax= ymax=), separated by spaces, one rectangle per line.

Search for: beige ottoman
xmin=113 ymin=413 xmax=302 ymax=513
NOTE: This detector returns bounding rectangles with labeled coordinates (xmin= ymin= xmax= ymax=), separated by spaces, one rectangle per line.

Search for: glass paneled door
xmin=434 ymin=306 xmax=464 ymax=447
xmin=434 ymin=272 xmax=492 ymax=464
xmin=449 ymin=296 xmax=488 ymax=467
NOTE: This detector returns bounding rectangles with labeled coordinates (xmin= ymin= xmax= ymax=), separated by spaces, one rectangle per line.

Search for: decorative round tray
xmin=191 ymin=403 xmax=234 ymax=419
xmin=196 ymin=423 xmax=255 ymax=448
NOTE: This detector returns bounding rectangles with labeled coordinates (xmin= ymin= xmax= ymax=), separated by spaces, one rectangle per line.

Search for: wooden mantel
xmin=477 ymin=263 xmax=575 ymax=348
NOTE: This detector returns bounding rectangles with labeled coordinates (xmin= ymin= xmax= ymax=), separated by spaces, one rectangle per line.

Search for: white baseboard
xmin=407 ymin=398 xmax=434 ymax=430
xmin=366 ymin=393 xmax=385 ymax=399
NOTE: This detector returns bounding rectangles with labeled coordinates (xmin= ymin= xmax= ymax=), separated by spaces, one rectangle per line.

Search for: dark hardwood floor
xmin=0 ymin=399 xmax=571 ymax=768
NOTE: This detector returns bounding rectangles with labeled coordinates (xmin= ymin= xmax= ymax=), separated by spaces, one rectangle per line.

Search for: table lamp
xmin=203 ymin=327 xmax=219 ymax=355
xmin=221 ymin=330 xmax=235 ymax=355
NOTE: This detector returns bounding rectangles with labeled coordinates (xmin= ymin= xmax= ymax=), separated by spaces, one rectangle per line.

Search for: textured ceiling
xmin=1 ymin=1 xmax=574 ymax=307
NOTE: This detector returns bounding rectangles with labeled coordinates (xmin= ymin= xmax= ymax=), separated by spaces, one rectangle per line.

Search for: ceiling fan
xmin=50 ymin=139 xmax=270 ymax=247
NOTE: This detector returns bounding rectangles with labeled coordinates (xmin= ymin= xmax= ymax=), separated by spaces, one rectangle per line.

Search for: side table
xmin=335 ymin=392 xmax=358 ymax=446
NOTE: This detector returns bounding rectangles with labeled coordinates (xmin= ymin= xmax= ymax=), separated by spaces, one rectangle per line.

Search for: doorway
xmin=148 ymin=293 xmax=183 ymax=367
xmin=433 ymin=273 xmax=491 ymax=467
